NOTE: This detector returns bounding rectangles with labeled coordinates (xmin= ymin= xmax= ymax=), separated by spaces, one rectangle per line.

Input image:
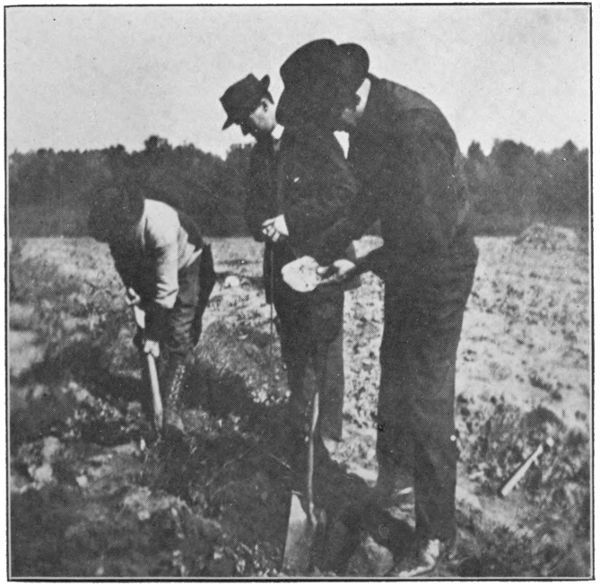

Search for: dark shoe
xmin=162 ymin=360 xmax=187 ymax=437
xmin=389 ymin=539 xmax=445 ymax=577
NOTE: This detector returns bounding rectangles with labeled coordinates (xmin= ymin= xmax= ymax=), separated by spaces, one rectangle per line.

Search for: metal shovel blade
xmin=282 ymin=492 xmax=316 ymax=575
xmin=282 ymin=389 xmax=320 ymax=574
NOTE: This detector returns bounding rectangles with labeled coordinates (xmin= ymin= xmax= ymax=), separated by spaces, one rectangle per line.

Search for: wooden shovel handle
xmin=146 ymin=353 xmax=163 ymax=432
xmin=499 ymin=442 xmax=544 ymax=497
xmin=306 ymin=390 xmax=319 ymax=527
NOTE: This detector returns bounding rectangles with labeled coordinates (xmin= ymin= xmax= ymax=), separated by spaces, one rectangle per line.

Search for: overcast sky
xmin=6 ymin=4 xmax=590 ymax=158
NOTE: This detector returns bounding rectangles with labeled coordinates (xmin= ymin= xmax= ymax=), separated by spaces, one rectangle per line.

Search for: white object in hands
xmin=281 ymin=256 xmax=324 ymax=292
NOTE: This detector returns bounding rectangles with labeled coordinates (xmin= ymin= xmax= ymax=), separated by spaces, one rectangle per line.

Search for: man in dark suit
xmin=220 ymin=74 xmax=354 ymax=456
xmin=278 ymin=39 xmax=479 ymax=575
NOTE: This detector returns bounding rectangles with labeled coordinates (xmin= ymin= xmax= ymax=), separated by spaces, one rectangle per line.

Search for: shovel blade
xmin=282 ymin=493 xmax=315 ymax=575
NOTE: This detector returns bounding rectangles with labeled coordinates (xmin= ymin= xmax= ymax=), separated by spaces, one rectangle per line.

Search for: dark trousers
xmin=377 ymin=251 xmax=476 ymax=544
xmin=166 ymin=246 xmax=215 ymax=361
xmin=273 ymin=280 xmax=345 ymax=441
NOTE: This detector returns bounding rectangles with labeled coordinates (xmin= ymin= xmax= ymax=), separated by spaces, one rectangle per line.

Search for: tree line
xmin=8 ymin=135 xmax=588 ymax=238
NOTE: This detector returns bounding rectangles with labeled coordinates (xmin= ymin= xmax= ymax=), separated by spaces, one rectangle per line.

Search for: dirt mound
xmin=11 ymin=438 xmax=232 ymax=577
xmin=187 ymin=320 xmax=288 ymax=420
xmin=513 ymin=223 xmax=582 ymax=251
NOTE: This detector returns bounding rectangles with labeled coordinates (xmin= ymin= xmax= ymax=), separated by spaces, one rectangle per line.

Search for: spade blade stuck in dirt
xmin=282 ymin=492 xmax=317 ymax=574
xmin=282 ymin=390 xmax=325 ymax=575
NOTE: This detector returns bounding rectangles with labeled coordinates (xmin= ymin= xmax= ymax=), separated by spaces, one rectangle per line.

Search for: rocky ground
xmin=8 ymin=225 xmax=591 ymax=577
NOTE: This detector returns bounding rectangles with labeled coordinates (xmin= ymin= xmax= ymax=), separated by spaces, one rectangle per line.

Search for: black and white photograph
xmin=6 ymin=3 xmax=592 ymax=579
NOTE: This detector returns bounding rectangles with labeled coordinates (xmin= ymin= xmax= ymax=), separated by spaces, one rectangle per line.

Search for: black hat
xmin=338 ymin=42 xmax=370 ymax=91
xmin=220 ymin=74 xmax=270 ymax=130
xmin=276 ymin=39 xmax=369 ymax=126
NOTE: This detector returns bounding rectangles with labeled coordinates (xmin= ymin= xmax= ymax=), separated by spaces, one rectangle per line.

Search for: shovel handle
xmin=131 ymin=305 xmax=163 ymax=432
xmin=499 ymin=441 xmax=544 ymax=497
xmin=146 ymin=352 xmax=163 ymax=432
xmin=306 ymin=389 xmax=319 ymax=527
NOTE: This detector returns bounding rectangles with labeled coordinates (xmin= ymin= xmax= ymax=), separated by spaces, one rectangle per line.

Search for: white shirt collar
xmin=271 ymin=124 xmax=284 ymax=141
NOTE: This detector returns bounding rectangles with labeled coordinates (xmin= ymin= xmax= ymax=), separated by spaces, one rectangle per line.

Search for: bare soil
xmin=8 ymin=229 xmax=590 ymax=577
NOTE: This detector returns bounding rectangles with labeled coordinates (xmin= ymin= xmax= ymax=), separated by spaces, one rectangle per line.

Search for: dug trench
xmin=9 ymin=232 xmax=591 ymax=577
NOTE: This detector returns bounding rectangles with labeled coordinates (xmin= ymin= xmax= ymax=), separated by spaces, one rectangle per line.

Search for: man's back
xmin=314 ymin=74 xmax=473 ymax=281
xmin=349 ymin=75 xmax=458 ymax=172
xmin=111 ymin=199 xmax=202 ymax=309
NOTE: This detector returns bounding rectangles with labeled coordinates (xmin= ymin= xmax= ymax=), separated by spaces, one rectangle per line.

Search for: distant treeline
xmin=8 ymin=135 xmax=589 ymax=238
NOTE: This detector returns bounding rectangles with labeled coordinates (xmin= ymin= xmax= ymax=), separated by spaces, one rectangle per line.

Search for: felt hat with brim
xmin=276 ymin=39 xmax=369 ymax=126
xmin=220 ymin=74 xmax=270 ymax=129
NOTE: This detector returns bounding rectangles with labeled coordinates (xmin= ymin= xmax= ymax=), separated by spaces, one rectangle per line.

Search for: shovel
xmin=282 ymin=389 xmax=323 ymax=574
xmin=132 ymin=304 xmax=164 ymax=433
xmin=498 ymin=437 xmax=555 ymax=497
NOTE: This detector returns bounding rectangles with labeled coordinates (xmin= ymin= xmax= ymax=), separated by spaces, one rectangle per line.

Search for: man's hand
xmin=142 ymin=338 xmax=160 ymax=358
xmin=126 ymin=287 xmax=141 ymax=306
xmin=262 ymin=215 xmax=289 ymax=243
xmin=317 ymin=259 xmax=357 ymax=285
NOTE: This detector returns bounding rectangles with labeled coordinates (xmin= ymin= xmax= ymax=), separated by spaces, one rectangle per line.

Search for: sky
xmin=6 ymin=4 xmax=591 ymax=158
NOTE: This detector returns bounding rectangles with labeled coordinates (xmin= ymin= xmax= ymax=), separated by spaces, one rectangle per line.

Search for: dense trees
xmin=9 ymin=137 xmax=252 ymax=237
xmin=8 ymin=136 xmax=588 ymax=237
xmin=464 ymin=139 xmax=589 ymax=234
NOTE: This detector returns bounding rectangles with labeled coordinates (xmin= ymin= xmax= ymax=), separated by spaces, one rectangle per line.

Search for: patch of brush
xmin=188 ymin=320 xmax=288 ymax=421
xmin=10 ymin=478 xmax=229 ymax=577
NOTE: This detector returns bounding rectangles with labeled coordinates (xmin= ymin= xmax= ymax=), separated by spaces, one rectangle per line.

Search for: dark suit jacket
xmin=277 ymin=123 xmax=359 ymax=260
xmin=243 ymin=124 xmax=358 ymax=343
xmin=244 ymin=134 xmax=295 ymax=301
xmin=316 ymin=75 xmax=477 ymax=284
xmin=245 ymin=136 xmax=279 ymax=242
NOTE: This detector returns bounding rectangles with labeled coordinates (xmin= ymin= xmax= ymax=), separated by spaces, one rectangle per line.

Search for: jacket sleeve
xmin=244 ymin=144 xmax=277 ymax=242
xmin=311 ymin=183 xmax=380 ymax=265
xmin=280 ymin=129 xmax=359 ymax=259
xmin=110 ymin=245 xmax=134 ymax=291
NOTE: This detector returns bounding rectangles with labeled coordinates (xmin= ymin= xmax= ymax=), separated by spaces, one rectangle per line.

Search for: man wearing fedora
xmin=220 ymin=74 xmax=354 ymax=459
xmin=278 ymin=39 xmax=479 ymax=576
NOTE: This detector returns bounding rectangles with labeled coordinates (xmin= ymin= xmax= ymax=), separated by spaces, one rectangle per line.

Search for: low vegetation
xmin=9 ymin=228 xmax=590 ymax=577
